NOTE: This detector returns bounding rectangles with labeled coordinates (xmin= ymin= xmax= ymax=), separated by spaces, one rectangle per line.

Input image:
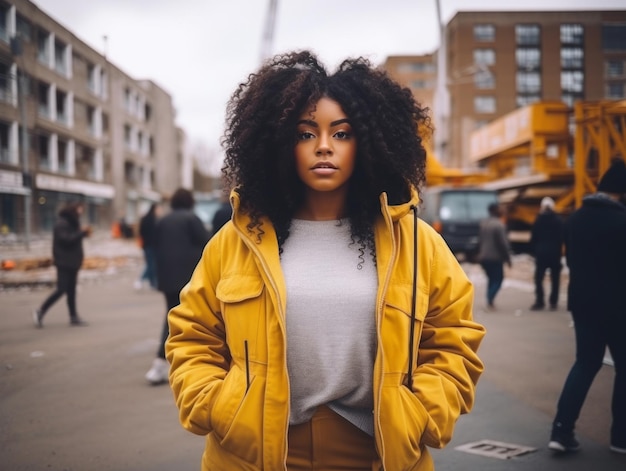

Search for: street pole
xmin=433 ymin=0 xmax=450 ymax=165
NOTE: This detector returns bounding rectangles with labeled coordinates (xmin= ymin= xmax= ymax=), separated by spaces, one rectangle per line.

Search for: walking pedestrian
xmin=33 ymin=201 xmax=91 ymax=327
xmin=165 ymin=51 xmax=485 ymax=470
xmin=478 ymin=202 xmax=512 ymax=309
xmin=548 ymin=157 xmax=626 ymax=454
xmin=144 ymin=188 xmax=210 ymax=385
xmin=134 ymin=202 xmax=161 ymax=290
xmin=529 ymin=197 xmax=564 ymax=310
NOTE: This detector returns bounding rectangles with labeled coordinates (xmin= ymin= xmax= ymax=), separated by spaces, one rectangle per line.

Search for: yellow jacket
xmin=166 ymin=191 xmax=485 ymax=470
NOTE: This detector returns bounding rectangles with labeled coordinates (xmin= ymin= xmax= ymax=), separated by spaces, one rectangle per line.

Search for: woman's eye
xmin=298 ymin=131 xmax=315 ymax=140
xmin=334 ymin=131 xmax=351 ymax=140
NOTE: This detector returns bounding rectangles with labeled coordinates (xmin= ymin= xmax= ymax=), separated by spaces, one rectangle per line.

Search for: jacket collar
xmin=379 ymin=190 xmax=420 ymax=222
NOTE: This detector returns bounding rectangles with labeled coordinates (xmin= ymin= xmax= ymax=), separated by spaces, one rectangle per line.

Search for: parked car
xmin=420 ymin=186 xmax=499 ymax=262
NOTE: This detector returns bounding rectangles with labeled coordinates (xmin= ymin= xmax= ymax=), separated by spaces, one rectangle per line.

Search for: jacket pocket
xmin=210 ymin=364 xmax=265 ymax=466
xmin=216 ymin=275 xmax=267 ymax=363
xmin=383 ymin=283 xmax=428 ymax=374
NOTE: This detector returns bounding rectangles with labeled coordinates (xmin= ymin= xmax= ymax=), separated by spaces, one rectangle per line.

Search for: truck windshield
xmin=439 ymin=191 xmax=497 ymax=221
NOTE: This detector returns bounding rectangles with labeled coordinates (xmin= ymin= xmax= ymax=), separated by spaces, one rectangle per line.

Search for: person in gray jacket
xmin=145 ymin=188 xmax=210 ymax=384
xmin=478 ymin=202 xmax=511 ymax=309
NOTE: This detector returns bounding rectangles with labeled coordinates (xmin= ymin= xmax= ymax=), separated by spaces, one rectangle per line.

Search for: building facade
xmin=384 ymin=10 xmax=626 ymax=169
xmin=0 ymin=0 xmax=188 ymax=237
xmin=447 ymin=10 xmax=626 ymax=168
xmin=384 ymin=53 xmax=436 ymax=113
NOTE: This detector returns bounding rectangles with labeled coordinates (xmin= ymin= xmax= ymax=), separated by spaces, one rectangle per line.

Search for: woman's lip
xmin=311 ymin=167 xmax=338 ymax=176
xmin=311 ymin=162 xmax=337 ymax=169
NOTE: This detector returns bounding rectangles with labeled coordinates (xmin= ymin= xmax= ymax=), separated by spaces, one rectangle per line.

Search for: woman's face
xmin=294 ymin=97 xmax=356 ymax=198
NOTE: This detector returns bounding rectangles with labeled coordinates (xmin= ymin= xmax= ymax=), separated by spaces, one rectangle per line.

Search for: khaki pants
xmin=287 ymin=406 xmax=378 ymax=470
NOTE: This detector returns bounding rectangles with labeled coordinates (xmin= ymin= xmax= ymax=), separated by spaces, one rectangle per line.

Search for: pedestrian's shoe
xmin=32 ymin=309 xmax=43 ymax=328
xmin=530 ymin=304 xmax=545 ymax=311
xmin=549 ymin=304 xmax=558 ymax=311
xmin=69 ymin=316 xmax=89 ymax=326
xmin=133 ymin=279 xmax=143 ymax=291
xmin=610 ymin=444 xmax=626 ymax=454
xmin=145 ymin=358 xmax=169 ymax=385
xmin=548 ymin=430 xmax=580 ymax=453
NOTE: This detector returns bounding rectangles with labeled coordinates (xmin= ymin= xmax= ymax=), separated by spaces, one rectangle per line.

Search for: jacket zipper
xmin=231 ymin=221 xmax=290 ymax=470
xmin=375 ymin=200 xmax=398 ymax=468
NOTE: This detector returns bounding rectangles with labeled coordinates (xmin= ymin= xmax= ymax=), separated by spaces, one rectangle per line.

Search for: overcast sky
xmin=35 ymin=0 xmax=626 ymax=169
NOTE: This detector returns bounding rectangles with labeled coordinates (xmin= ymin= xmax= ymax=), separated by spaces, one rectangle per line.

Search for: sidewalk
xmin=0 ymin=231 xmax=143 ymax=289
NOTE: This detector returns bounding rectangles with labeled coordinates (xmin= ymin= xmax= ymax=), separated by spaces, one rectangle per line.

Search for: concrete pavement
xmin=0 ymin=254 xmax=624 ymax=470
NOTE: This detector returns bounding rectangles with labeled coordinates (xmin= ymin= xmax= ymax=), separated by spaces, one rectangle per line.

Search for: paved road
xmin=0 ymin=261 xmax=624 ymax=470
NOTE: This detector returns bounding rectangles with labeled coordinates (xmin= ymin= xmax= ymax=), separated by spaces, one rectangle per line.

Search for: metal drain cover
xmin=455 ymin=439 xmax=537 ymax=460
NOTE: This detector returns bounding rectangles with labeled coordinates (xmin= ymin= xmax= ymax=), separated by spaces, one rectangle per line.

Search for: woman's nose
xmin=315 ymin=136 xmax=332 ymax=156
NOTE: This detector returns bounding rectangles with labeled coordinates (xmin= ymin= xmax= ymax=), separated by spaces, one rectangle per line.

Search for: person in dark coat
xmin=135 ymin=202 xmax=161 ymax=290
xmin=549 ymin=157 xmax=626 ymax=454
xmin=33 ymin=201 xmax=92 ymax=327
xmin=529 ymin=197 xmax=564 ymax=310
xmin=210 ymin=198 xmax=232 ymax=237
xmin=145 ymin=188 xmax=210 ymax=384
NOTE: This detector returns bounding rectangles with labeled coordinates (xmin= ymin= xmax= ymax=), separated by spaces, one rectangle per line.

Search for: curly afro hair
xmin=221 ymin=50 xmax=431 ymax=254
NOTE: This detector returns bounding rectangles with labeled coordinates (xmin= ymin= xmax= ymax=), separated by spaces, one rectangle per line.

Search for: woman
xmin=33 ymin=201 xmax=91 ymax=327
xmin=166 ymin=51 xmax=485 ymax=470
xmin=145 ymin=189 xmax=210 ymax=384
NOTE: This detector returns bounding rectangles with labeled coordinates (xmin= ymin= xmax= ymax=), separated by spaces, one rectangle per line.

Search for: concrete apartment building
xmin=0 ymin=0 xmax=188 ymax=237
xmin=385 ymin=10 xmax=626 ymax=169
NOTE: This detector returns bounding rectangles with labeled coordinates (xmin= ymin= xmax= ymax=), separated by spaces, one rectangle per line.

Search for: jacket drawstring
xmin=407 ymin=205 xmax=418 ymax=392
xmin=244 ymin=340 xmax=250 ymax=392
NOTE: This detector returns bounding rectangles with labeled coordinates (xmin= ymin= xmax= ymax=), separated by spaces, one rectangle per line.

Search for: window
xmin=87 ymin=105 xmax=96 ymax=136
xmin=474 ymin=96 xmax=496 ymax=114
xmin=76 ymin=143 xmax=97 ymax=180
xmin=124 ymin=124 xmax=132 ymax=149
xmin=87 ymin=63 xmax=98 ymax=93
xmin=0 ymin=2 xmax=9 ymax=43
xmin=57 ymin=138 xmax=68 ymax=174
xmin=124 ymin=160 xmax=136 ymax=184
xmin=37 ymin=29 xmax=50 ymax=64
xmin=517 ymin=72 xmax=541 ymax=93
xmin=124 ymin=87 xmax=131 ymax=112
xmin=16 ymin=14 xmax=32 ymax=42
xmin=562 ymin=70 xmax=584 ymax=106
xmin=411 ymin=79 xmax=434 ymax=89
xmin=516 ymin=24 xmax=540 ymax=46
xmin=561 ymin=71 xmax=584 ymax=93
xmin=607 ymin=82 xmax=625 ymax=99
xmin=474 ymin=24 xmax=495 ymax=42
xmin=517 ymin=94 xmax=541 ymax=107
xmin=144 ymin=103 xmax=151 ymax=122
xmin=0 ymin=121 xmax=9 ymax=163
xmin=56 ymin=89 xmax=68 ymax=125
xmin=54 ymin=39 xmax=68 ymax=76
xmin=474 ymin=70 xmax=495 ymax=89
xmin=474 ymin=49 xmax=495 ymax=66
xmin=561 ymin=24 xmax=584 ymax=45
xmin=561 ymin=48 xmax=584 ymax=69
xmin=607 ymin=60 xmax=624 ymax=77
xmin=397 ymin=62 xmax=436 ymax=73
xmin=0 ymin=61 xmax=13 ymax=103
xmin=38 ymin=81 xmax=50 ymax=119
xmin=602 ymin=25 xmax=626 ymax=51
xmin=516 ymin=48 xmax=541 ymax=72
xmin=38 ymin=134 xmax=51 ymax=170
